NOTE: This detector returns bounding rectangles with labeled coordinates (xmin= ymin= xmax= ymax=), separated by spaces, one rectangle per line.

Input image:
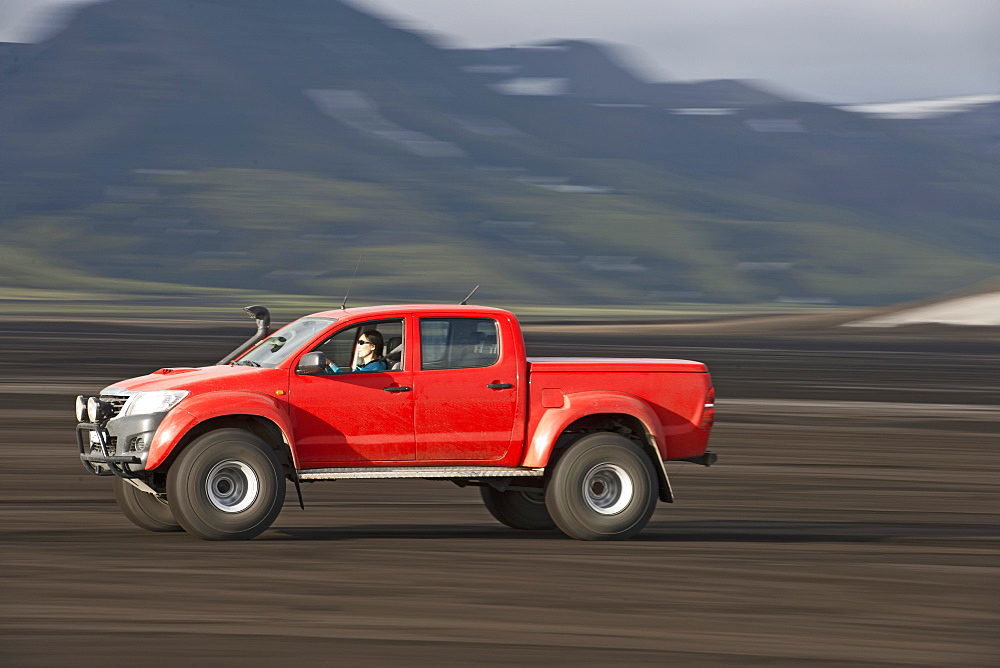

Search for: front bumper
xmin=76 ymin=423 xmax=144 ymax=476
xmin=76 ymin=411 xmax=167 ymax=477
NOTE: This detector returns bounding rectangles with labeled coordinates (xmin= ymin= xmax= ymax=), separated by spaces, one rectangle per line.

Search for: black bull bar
xmin=76 ymin=422 xmax=141 ymax=478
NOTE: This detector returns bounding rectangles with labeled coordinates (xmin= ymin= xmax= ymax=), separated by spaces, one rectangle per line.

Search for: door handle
xmin=486 ymin=383 xmax=513 ymax=390
xmin=383 ymin=386 xmax=412 ymax=393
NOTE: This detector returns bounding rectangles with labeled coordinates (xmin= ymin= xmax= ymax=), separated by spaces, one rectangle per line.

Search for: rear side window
xmin=420 ymin=318 xmax=499 ymax=370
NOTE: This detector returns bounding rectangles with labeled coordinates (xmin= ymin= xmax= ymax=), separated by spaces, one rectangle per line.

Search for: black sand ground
xmin=1 ymin=318 xmax=996 ymax=665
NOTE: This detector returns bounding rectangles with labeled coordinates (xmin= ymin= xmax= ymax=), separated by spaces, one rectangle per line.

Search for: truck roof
xmin=308 ymin=304 xmax=515 ymax=319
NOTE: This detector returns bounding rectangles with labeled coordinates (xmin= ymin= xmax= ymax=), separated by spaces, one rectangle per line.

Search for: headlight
xmin=123 ymin=390 xmax=189 ymax=416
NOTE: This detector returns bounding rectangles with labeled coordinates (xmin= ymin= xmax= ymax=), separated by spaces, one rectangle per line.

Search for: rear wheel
xmin=545 ymin=432 xmax=658 ymax=540
xmin=167 ymin=429 xmax=285 ymax=541
xmin=112 ymin=477 xmax=182 ymax=532
xmin=480 ymin=486 xmax=555 ymax=530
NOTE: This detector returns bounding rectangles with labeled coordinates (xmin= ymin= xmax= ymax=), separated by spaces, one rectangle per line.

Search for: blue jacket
xmin=327 ymin=358 xmax=388 ymax=374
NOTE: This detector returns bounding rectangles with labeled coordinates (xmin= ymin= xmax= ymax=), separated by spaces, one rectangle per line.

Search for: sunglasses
xmin=357 ymin=340 xmax=373 ymax=346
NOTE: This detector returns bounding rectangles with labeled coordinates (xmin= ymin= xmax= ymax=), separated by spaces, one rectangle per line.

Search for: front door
xmin=413 ymin=317 xmax=520 ymax=461
xmin=289 ymin=319 xmax=414 ymax=465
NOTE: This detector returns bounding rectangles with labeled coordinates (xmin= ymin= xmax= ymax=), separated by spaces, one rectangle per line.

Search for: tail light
xmin=699 ymin=387 xmax=715 ymax=430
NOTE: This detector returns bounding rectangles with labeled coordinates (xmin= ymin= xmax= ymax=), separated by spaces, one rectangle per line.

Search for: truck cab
xmin=76 ymin=304 xmax=716 ymax=541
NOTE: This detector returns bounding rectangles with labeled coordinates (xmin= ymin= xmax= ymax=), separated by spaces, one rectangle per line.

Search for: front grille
xmin=101 ymin=395 xmax=131 ymax=418
xmin=88 ymin=435 xmax=117 ymax=455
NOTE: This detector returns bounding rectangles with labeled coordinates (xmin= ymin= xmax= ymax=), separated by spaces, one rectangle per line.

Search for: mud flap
xmin=644 ymin=441 xmax=674 ymax=503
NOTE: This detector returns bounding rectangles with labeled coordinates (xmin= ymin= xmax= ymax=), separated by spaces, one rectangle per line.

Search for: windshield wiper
xmin=232 ymin=360 xmax=260 ymax=367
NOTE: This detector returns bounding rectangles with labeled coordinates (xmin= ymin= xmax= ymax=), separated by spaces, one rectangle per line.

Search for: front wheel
xmin=545 ymin=432 xmax=658 ymax=540
xmin=480 ymin=486 xmax=555 ymax=530
xmin=112 ymin=477 xmax=182 ymax=532
xmin=167 ymin=429 xmax=285 ymax=540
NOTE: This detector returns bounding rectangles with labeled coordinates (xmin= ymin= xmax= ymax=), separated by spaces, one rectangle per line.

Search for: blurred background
xmin=2 ymin=3 xmax=998 ymax=665
xmin=0 ymin=0 xmax=997 ymax=319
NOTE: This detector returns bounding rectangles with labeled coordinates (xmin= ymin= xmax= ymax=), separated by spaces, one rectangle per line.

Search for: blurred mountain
xmin=0 ymin=0 xmax=998 ymax=308
xmin=452 ymin=40 xmax=789 ymax=107
xmin=0 ymin=42 xmax=34 ymax=77
xmin=907 ymin=101 xmax=1000 ymax=152
xmin=839 ymin=95 xmax=1000 ymax=153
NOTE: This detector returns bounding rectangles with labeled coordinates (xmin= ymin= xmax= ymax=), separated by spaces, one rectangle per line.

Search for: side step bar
xmin=297 ymin=466 xmax=545 ymax=481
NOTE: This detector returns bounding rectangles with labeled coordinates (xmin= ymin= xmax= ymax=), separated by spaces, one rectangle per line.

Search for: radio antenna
xmin=341 ymin=253 xmax=363 ymax=310
xmin=459 ymin=285 xmax=479 ymax=305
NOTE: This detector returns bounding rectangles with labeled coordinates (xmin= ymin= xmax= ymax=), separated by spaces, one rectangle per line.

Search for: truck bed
xmin=527 ymin=357 xmax=707 ymax=373
xmin=525 ymin=356 xmax=712 ymax=461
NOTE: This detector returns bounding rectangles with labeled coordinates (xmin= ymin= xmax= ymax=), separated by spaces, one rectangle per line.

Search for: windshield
xmin=234 ymin=317 xmax=337 ymax=368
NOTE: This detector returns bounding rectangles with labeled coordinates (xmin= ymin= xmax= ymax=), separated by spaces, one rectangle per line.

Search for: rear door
xmin=413 ymin=316 xmax=521 ymax=461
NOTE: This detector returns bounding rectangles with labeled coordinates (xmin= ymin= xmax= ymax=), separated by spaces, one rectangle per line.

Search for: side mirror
xmin=297 ymin=351 xmax=328 ymax=375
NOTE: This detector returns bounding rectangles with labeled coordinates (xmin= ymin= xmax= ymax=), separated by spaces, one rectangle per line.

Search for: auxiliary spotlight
xmin=75 ymin=395 xmax=89 ymax=423
xmin=86 ymin=396 xmax=111 ymax=423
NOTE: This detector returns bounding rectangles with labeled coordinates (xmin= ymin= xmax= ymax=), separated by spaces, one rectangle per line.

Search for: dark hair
xmin=360 ymin=329 xmax=384 ymax=359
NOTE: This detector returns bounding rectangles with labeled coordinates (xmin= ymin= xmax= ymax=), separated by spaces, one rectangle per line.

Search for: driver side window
xmin=313 ymin=319 xmax=404 ymax=371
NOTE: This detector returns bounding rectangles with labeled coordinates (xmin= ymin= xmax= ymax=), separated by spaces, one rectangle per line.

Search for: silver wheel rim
xmin=582 ymin=463 xmax=633 ymax=515
xmin=205 ymin=459 xmax=259 ymax=513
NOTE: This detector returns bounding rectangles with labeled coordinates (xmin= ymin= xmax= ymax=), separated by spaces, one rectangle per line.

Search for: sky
xmin=1 ymin=0 xmax=997 ymax=104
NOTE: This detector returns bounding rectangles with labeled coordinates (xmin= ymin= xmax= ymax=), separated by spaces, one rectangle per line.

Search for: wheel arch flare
xmin=524 ymin=391 xmax=673 ymax=502
xmin=145 ymin=391 xmax=296 ymax=471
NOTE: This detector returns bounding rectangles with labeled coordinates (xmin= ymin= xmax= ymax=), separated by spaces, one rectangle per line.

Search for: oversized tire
xmin=480 ymin=486 xmax=556 ymax=530
xmin=166 ymin=429 xmax=285 ymax=541
xmin=112 ymin=477 xmax=183 ymax=532
xmin=545 ymin=432 xmax=658 ymax=541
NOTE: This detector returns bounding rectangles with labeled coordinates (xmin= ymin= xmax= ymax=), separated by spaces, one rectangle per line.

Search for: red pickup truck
xmin=76 ymin=304 xmax=716 ymax=541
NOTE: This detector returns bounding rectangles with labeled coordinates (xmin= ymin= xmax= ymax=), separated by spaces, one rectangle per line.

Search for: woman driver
xmin=327 ymin=330 xmax=388 ymax=373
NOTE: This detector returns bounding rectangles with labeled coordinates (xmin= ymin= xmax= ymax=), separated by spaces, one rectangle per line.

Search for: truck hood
xmin=103 ymin=365 xmax=280 ymax=394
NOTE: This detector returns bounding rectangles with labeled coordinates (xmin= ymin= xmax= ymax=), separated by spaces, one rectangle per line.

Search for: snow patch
xmin=840 ymin=94 xmax=1000 ymax=120
xmin=846 ymin=292 xmax=1000 ymax=327
xmin=306 ymin=89 xmax=465 ymax=158
xmin=491 ymin=78 xmax=568 ymax=96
